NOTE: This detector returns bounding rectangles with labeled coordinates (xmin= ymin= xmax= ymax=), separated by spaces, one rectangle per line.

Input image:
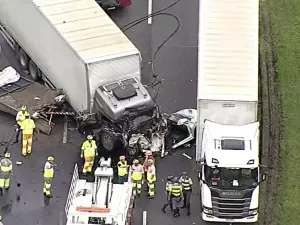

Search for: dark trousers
xmin=15 ymin=125 xmax=21 ymax=142
xmin=118 ymin=174 xmax=128 ymax=184
xmin=182 ymin=190 xmax=192 ymax=215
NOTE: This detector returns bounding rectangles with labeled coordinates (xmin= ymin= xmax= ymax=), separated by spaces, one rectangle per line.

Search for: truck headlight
xmin=203 ymin=206 xmax=213 ymax=215
xmin=248 ymin=209 xmax=258 ymax=215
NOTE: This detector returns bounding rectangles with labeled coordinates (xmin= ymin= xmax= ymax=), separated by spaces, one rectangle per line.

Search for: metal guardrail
xmin=65 ymin=164 xmax=79 ymax=216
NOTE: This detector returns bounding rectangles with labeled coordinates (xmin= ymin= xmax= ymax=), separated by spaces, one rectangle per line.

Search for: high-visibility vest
xmin=166 ymin=181 xmax=172 ymax=192
xmin=147 ymin=165 xmax=156 ymax=182
xmin=118 ymin=161 xmax=128 ymax=176
xmin=143 ymin=156 xmax=155 ymax=172
xmin=171 ymin=184 xmax=182 ymax=197
xmin=131 ymin=164 xmax=143 ymax=181
xmin=0 ymin=158 xmax=12 ymax=173
xmin=21 ymin=119 xmax=35 ymax=134
xmin=44 ymin=161 xmax=54 ymax=178
xmin=81 ymin=140 xmax=97 ymax=157
xmin=16 ymin=111 xmax=30 ymax=126
xmin=180 ymin=177 xmax=193 ymax=191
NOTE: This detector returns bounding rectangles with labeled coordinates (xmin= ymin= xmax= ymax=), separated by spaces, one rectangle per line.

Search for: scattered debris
xmin=34 ymin=97 xmax=40 ymax=100
xmin=16 ymin=161 xmax=22 ymax=165
xmin=182 ymin=153 xmax=192 ymax=160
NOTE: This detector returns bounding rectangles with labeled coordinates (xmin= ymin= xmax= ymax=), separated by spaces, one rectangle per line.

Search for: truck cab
xmin=199 ymin=120 xmax=266 ymax=223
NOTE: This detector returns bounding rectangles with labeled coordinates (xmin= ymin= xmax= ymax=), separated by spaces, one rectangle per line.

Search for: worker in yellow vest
xmin=170 ymin=177 xmax=183 ymax=218
xmin=43 ymin=156 xmax=55 ymax=198
xmin=81 ymin=135 xmax=98 ymax=174
xmin=131 ymin=159 xmax=144 ymax=196
xmin=118 ymin=156 xmax=128 ymax=184
xmin=14 ymin=105 xmax=30 ymax=143
xmin=147 ymin=159 xmax=156 ymax=199
xmin=0 ymin=153 xmax=13 ymax=196
xmin=20 ymin=115 xmax=35 ymax=156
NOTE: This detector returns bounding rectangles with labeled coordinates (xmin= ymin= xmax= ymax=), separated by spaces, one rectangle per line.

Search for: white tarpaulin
xmin=0 ymin=66 xmax=20 ymax=87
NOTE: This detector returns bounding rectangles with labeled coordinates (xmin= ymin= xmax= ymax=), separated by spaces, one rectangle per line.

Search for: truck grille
xmin=211 ymin=190 xmax=252 ymax=219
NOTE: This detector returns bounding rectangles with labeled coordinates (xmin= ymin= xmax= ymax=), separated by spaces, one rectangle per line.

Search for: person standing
xmin=0 ymin=153 xmax=13 ymax=195
xmin=161 ymin=175 xmax=174 ymax=213
xmin=143 ymin=151 xmax=155 ymax=191
xmin=118 ymin=156 xmax=128 ymax=184
xmin=43 ymin=156 xmax=55 ymax=198
xmin=131 ymin=159 xmax=144 ymax=197
xmin=20 ymin=115 xmax=35 ymax=156
xmin=14 ymin=105 xmax=30 ymax=143
xmin=169 ymin=177 xmax=182 ymax=218
xmin=146 ymin=159 xmax=156 ymax=199
xmin=179 ymin=172 xmax=193 ymax=215
xmin=80 ymin=135 xmax=97 ymax=174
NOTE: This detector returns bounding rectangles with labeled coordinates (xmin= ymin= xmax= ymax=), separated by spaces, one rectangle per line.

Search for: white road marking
xmin=148 ymin=0 xmax=153 ymax=24
xmin=142 ymin=211 xmax=147 ymax=225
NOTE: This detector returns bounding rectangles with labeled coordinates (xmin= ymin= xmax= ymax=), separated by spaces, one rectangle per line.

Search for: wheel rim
xmin=29 ymin=62 xmax=38 ymax=79
xmin=102 ymin=133 xmax=113 ymax=151
xmin=20 ymin=54 xmax=27 ymax=68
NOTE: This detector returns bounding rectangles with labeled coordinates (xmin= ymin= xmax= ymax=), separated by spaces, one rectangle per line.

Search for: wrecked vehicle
xmin=0 ymin=0 xmax=160 ymax=155
xmin=164 ymin=109 xmax=197 ymax=149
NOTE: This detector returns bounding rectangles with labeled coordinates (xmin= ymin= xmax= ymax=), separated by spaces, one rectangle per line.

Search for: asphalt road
xmin=0 ymin=0 xmax=214 ymax=224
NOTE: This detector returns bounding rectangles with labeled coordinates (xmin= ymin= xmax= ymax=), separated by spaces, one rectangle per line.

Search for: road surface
xmin=109 ymin=0 xmax=211 ymax=225
xmin=0 ymin=0 xmax=216 ymax=224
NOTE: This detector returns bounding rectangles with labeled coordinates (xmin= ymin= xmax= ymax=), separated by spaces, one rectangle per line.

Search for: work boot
xmin=5 ymin=186 xmax=9 ymax=190
xmin=161 ymin=204 xmax=168 ymax=213
xmin=187 ymin=208 xmax=191 ymax=216
xmin=0 ymin=188 xmax=3 ymax=196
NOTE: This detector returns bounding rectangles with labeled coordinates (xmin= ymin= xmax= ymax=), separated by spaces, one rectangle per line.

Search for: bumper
xmin=202 ymin=213 xmax=258 ymax=223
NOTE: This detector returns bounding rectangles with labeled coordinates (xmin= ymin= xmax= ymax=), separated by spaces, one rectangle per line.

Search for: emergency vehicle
xmin=65 ymin=158 xmax=134 ymax=225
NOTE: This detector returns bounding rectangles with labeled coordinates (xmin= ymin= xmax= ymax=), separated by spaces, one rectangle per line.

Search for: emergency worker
xmin=143 ymin=150 xmax=155 ymax=191
xmin=15 ymin=105 xmax=30 ymax=143
xmin=131 ymin=159 xmax=144 ymax=196
xmin=179 ymin=172 xmax=193 ymax=215
xmin=81 ymin=135 xmax=98 ymax=174
xmin=0 ymin=153 xmax=13 ymax=195
xmin=161 ymin=175 xmax=174 ymax=213
xmin=20 ymin=115 xmax=35 ymax=156
xmin=146 ymin=159 xmax=156 ymax=198
xmin=118 ymin=156 xmax=128 ymax=184
xmin=43 ymin=156 xmax=55 ymax=197
xmin=169 ymin=177 xmax=182 ymax=218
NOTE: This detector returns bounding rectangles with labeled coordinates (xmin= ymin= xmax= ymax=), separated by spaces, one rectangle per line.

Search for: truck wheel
xmin=100 ymin=131 xmax=115 ymax=151
xmin=18 ymin=48 xmax=29 ymax=70
xmin=28 ymin=60 xmax=39 ymax=81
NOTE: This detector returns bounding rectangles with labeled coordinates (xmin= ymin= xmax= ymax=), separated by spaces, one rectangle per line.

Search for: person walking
xmin=161 ymin=175 xmax=174 ymax=213
xmin=179 ymin=172 xmax=193 ymax=215
xmin=0 ymin=153 xmax=13 ymax=195
xmin=14 ymin=105 xmax=30 ymax=143
xmin=80 ymin=135 xmax=97 ymax=174
xmin=131 ymin=159 xmax=144 ymax=196
xmin=118 ymin=156 xmax=128 ymax=184
xmin=146 ymin=159 xmax=156 ymax=199
xmin=169 ymin=177 xmax=183 ymax=218
xmin=20 ymin=115 xmax=35 ymax=156
xmin=43 ymin=156 xmax=55 ymax=198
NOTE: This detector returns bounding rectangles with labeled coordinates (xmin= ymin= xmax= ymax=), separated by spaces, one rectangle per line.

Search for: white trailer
xmin=196 ymin=0 xmax=266 ymax=223
xmin=65 ymin=158 xmax=134 ymax=225
xmin=0 ymin=0 xmax=158 ymax=153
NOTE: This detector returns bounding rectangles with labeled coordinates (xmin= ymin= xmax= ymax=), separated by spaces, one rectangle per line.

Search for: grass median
xmin=263 ymin=0 xmax=300 ymax=224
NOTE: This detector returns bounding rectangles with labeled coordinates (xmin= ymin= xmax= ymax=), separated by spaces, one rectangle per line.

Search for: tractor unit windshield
xmin=204 ymin=165 xmax=259 ymax=189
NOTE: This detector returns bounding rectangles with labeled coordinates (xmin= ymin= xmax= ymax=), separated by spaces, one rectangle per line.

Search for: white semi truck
xmin=196 ymin=0 xmax=266 ymax=223
xmin=0 ymin=0 xmax=159 ymax=154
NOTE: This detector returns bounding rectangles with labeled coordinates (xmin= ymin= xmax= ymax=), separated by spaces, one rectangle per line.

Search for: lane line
xmin=148 ymin=0 xmax=153 ymax=24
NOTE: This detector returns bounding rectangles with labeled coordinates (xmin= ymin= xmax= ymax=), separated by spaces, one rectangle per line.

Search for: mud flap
xmin=35 ymin=118 xmax=52 ymax=135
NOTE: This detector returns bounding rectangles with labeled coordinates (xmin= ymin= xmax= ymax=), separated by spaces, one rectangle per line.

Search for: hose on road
xmin=121 ymin=0 xmax=182 ymax=82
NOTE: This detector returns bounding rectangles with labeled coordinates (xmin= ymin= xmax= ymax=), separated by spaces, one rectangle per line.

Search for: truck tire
xmin=18 ymin=48 xmax=29 ymax=70
xmin=28 ymin=60 xmax=40 ymax=81
xmin=100 ymin=131 xmax=115 ymax=151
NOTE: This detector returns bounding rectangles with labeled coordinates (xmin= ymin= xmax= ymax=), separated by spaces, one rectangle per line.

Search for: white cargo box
xmin=0 ymin=0 xmax=141 ymax=114
xmin=196 ymin=0 xmax=259 ymax=161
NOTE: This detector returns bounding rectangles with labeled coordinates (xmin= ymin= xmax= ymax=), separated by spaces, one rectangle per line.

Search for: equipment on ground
xmin=65 ymin=158 xmax=134 ymax=225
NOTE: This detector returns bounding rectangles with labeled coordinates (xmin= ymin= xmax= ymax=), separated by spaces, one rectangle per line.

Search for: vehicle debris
xmin=182 ymin=153 xmax=192 ymax=160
